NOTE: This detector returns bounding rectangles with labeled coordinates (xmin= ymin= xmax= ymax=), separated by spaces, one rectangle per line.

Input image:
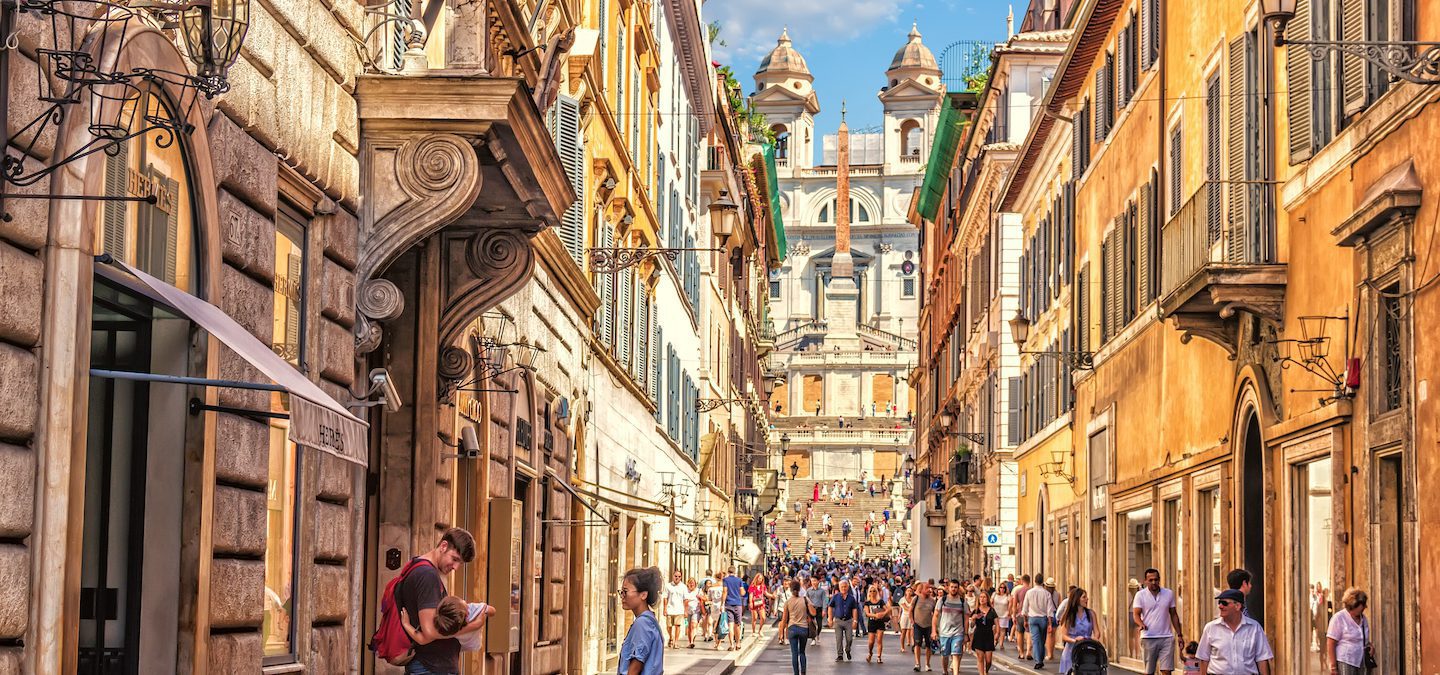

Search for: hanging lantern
xmin=179 ymin=0 xmax=251 ymax=95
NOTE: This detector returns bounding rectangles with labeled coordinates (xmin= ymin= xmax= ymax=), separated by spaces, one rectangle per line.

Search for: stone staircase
xmin=768 ymin=479 xmax=910 ymax=558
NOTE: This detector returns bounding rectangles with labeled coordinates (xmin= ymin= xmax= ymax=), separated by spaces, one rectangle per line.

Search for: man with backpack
xmin=372 ymin=527 xmax=479 ymax=674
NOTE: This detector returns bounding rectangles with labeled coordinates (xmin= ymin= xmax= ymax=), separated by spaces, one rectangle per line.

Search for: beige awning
xmin=115 ymin=260 xmax=370 ymax=467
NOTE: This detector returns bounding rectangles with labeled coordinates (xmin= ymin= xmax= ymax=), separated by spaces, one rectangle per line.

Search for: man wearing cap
xmin=1132 ymin=568 xmax=1185 ymax=675
xmin=1197 ymin=590 xmax=1273 ymax=674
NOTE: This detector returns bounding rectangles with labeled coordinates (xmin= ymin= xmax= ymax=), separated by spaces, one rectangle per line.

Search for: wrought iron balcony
xmin=1159 ymin=181 xmax=1287 ymax=358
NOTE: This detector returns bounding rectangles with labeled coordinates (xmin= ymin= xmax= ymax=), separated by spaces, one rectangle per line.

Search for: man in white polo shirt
xmin=1131 ymin=568 xmax=1185 ymax=674
xmin=1197 ymin=590 xmax=1274 ymax=674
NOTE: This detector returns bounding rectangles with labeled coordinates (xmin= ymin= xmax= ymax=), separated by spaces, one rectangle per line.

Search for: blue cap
xmin=1215 ymin=589 xmax=1246 ymax=605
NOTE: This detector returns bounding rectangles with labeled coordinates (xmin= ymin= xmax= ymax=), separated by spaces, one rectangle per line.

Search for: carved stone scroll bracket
xmin=438 ymin=227 xmax=538 ymax=349
xmin=354 ymin=277 xmax=404 ymax=354
xmin=1172 ymin=313 xmax=1239 ymax=360
xmin=437 ymin=344 xmax=475 ymax=403
xmin=357 ymin=132 xmax=486 ymax=285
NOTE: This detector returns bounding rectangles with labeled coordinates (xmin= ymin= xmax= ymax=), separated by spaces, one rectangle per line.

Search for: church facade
xmin=760 ymin=28 xmax=940 ymax=487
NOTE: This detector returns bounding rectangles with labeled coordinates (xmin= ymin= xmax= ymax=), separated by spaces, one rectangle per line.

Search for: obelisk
xmin=823 ymin=103 xmax=860 ymax=345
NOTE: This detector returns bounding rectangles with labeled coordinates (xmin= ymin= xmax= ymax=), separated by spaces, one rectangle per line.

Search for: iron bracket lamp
xmin=1 ymin=0 xmax=250 ymax=196
xmin=1008 ymin=309 xmax=1095 ymax=370
xmin=588 ymin=245 xmax=721 ymax=274
xmin=697 ymin=397 xmax=755 ymax=412
xmin=1261 ymin=0 xmax=1440 ymax=84
xmin=1265 ymin=313 xmax=1355 ymax=405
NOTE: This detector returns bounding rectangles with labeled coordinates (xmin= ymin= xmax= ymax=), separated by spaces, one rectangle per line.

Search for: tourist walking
xmin=1014 ymin=574 xmax=1033 ymax=659
xmin=913 ymin=582 xmax=937 ymax=672
xmin=750 ymin=573 xmax=773 ymax=637
xmin=899 ymin=585 xmax=916 ymax=652
xmin=1021 ymin=574 xmax=1056 ymax=669
xmin=934 ymin=580 xmax=969 ymax=675
xmin=618 ymin=567 xmax=666 ymax=675
xmin=805 ymin=576 xmax=830 ymax=651
xmin=1132 ymin=568 xmax=1185 ymax=675
xmin=1325 ymin=588 xmax=1372 ymax=675
xmin=780 ymin=580 xmax=815 ymax=675
xmin=864 ymin=586 xmax=892 ymax=663
xmin=684 ymin=578 xmax=703 ymax=648
xmin=721 ymin=567 xmax=747 ymax=651
xmin=663 ymin=571 xmax=688 ymax=648
xmin=830 ymin=578 xmax=860 ymax=661
xmin=969 ymin=591 xmax=998 ymax=675
xmin=1058 ymin=587 xmax=1103 ymax=675
xmin=1196 ymin=590 xmax=1273 ymax=674
xmin=991 ymin=583 xmax=1012 ymax=653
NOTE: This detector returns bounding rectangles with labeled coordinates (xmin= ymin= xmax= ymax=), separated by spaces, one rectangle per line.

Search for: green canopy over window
xmin=916 ymin=100 xmax=969 ymax=223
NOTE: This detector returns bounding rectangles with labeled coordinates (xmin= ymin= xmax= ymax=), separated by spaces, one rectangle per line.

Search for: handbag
xmin=1362 ymin=617 xmax=1378 ymax=670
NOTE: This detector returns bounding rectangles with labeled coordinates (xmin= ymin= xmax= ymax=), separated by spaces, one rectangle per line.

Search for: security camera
xmin=460 ymin=425 xmax=481 ymax=459
xmin=368 ymin=368 xmax=402 ymax=413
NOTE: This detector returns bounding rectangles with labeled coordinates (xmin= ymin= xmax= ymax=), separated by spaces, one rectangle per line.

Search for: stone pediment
xmin=752 ymin=84 xmax=821 ymax=113
xmin=880 ymin=79 xmax=943 ymax=103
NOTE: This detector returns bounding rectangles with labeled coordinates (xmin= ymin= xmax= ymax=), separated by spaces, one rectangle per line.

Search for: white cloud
xmin=705 ymin=0 xmax=914 ymax=63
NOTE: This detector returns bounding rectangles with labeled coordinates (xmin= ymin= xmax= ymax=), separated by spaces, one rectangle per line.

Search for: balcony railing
xmin=774 ymin=428 xmax=912 ymax=445
xmin=707 ymin=146 xmax=722 ymax=171
xmin=900 ymin=154 xmax=921 ymax=164
xmin=787 ymin=350 xmax=908 ymax=366
xmin=1161 ymin=181 xmax=1276 ymax=296
xmin=774 ymin=320 xmax=828 ymax=346
xmin=858 ymin=322 xmax=918 ymax=350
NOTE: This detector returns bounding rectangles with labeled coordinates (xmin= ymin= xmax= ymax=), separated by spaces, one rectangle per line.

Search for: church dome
xmin=756 ymin=28 xmax=812 ymax=79
xmin=887 ymin=24 xmax=941 ymax=76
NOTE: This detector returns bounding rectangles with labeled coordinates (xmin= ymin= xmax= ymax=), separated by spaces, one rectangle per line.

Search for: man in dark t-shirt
xmin=396 ymin=527 xmax=478 ymax=674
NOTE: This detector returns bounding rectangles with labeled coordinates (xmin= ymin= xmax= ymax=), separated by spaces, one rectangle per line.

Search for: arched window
xmin=771 ymin=124 xmax=790 ymax=159
xmin=899 ymin=119 xmax=923 ymax=158
xmin=817 ymin=198 xmax=872 ymax=224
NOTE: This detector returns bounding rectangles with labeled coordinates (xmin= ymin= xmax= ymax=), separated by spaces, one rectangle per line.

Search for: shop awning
xmin=572 ymin=480 xmax=671 ymax=517
xmin=545 ymin=466 xmax=610 ymax=525
xmin=916 ymin=98 xmax=970 ymax=223
xmin=762 ymin=143 xmax=786 ymax=259
xmin=108 ymin=259 xmax=369 ymax=467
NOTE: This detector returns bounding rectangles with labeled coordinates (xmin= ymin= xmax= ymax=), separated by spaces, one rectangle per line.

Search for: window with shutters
xmin=618 ymin=266 xmax=634 ymax=367
xmin=637 ymin=288 xmax=651 ymax=391
xmin=1140 ymin=0 xmax=1158 ymax=70
xmin=99 ymin=110 xmax=196 ymax=292
xmin=1168 ymin=122 xmax=1183 ymax=216
xmin=1076 ymin=262 xmax=1091 ymax=354
xmin=596 ymin=0 xmax=608 ymax=79
xmin=1073 ymin=101 xmax=1090 ymax=180
xmin=615 ymin=26 xmax=625 ymax=121
xmin=548 ymin=95 xmax=586 ymax=266
xmin=1117 ymin=23 xmax=1132 ymax=109
xmin=1124 ymin=199 xmax=1138 ymax=322
xmin=1094 ymin=68 xmax=1108 ymax=143
xmin=1100 ymin=233 xmax=1114 ymax=342
xmin=1204 ymin=72 xmax=1223 ymax=246
xmin=598 ymin=218 xmax=617 ymax=346
xmin=273 ymin=210 xmax=307 ymax=366
xmin=1104 ymin=51 xmax=1116 ymax=134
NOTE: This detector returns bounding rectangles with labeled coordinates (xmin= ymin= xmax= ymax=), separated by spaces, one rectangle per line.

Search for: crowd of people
xmin=610 ymin=558 xmax=1377 ymax=675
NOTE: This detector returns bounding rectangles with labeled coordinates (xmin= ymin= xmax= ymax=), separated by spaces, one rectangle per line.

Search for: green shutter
xmin=917 ymin=99 xmax=968 ymax=222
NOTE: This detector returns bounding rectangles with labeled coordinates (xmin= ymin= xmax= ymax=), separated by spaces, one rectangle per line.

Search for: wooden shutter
xmin=619 ymin=266 xmax=634 ymax=368
xmin=1125 ymin=201 xmax=1138 ymax=321
xmin=600 ymin=221 xmax=616 ymax=345
xmin=1094 ymin=69 xmax=1107 ymax=143
xmin=1138 ymin=183 xmax=1153 ymax=305
xmin=1077 ymin=262 xmax=1091 ymax=354
xmin=1340 ymin=0 xmax=1370 ymax=115
xmin=1227 ymin=35 xmax=1250 ymax=263
xmin=1285 ymin=0 xmax=1314 ymax=163
xmin=1007 ymin=376 xmax=1022 ymax=446
xmin=1169 ymin=125 xmax=1183 ymax=216
xmin=1072 ymin=112 xmax=1085 ymax=180
xmin=637 ymin=288 xmax=650 ymax=390
xmin=551 ymin=95 xmax=586 ymax=265
xmin=102 ymin=143 xmax=129 ymax=259
xmin=1100 ymin=235 xmax=1112 ymax=341
xmin=1117 ymin=28 xmax=1131 ymax=108
xmin=1105 ymin=52 xmax=1116 ymax=132
xmin=1140 ymin=0 xmax=1156 ymax=70
xmin=1205 ymin=75 xmax=1223 ymax=245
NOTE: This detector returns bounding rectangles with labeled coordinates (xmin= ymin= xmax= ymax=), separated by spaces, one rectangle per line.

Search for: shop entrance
xmin=79 ymin=278 xmax=190 ymax=674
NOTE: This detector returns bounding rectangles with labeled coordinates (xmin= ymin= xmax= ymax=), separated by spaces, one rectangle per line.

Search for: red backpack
xmin=369 ymin=558 xmax=435 ymax=665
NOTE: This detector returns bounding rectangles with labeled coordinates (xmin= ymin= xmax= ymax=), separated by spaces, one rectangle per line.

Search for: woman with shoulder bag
xmin=781 ymin=580 xmax=815 ymax=675
xmin=1326 ymin=587 xmax=1375 ymax=674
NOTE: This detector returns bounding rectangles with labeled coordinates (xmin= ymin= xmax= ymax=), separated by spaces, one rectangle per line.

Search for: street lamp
xmin=708 ymin=190 xmax=739 ymax=241
xmin=789 ymin=461 xmax=800 ymax=480
xmin=1008 ymin=309 xmax=1094 ymax=370
xmin=1260 ymin=0 xmax=1440 ymax=84
xmin=902 ymin=454 xmax=916 ymax=475
xmin=780 ymin=433 xmax=791 ymax=454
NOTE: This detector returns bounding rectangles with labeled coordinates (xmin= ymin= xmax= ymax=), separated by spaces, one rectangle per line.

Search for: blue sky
xmin=705 ymin=0 xmax=1011 ymax=150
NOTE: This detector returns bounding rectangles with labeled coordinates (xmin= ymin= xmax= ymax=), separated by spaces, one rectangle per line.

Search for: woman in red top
xmin=749 ymin=574 xmax=773 ymax=637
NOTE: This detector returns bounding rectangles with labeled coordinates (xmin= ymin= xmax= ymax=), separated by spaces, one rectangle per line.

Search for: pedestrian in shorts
xmin=1132 ymin=568 xmax=1186 ymax=674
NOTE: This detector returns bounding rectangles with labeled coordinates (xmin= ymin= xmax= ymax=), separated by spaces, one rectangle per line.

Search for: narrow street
xmin=738 ymin=628 xmax=1032 ymax=675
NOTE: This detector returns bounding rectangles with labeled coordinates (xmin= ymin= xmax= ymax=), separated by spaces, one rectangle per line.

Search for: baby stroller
xmin=1070 ymin=639 xmax=1109 ymax=674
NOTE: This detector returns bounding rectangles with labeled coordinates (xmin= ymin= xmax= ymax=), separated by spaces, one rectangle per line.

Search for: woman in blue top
xmin=1056 ymin=587 xmax=1103 ymax=675
xmin=619 ymin=567 xmax=667 ymax=675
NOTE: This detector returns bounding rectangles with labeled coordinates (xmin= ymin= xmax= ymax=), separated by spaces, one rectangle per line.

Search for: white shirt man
xmin=1198 ymin=590 xmax=1273 ymax=674
xmin=1132 ymin=569 xmax=1184 ymax=674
